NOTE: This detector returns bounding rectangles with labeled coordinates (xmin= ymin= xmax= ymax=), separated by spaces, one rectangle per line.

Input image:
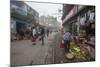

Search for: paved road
xmin=53 ymin=31 xmax=66 ymax=64
xmin=11 ymin=32 xmax=57 ymax=66
xmin=11 ymin=31 xmax=92 ymax=66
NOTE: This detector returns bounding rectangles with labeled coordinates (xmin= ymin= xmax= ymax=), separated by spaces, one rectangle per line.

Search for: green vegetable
xmin=73 ymin=47 xmax=80 ymax=52
xmin=69 ymin=41 xmax=88 ymax=61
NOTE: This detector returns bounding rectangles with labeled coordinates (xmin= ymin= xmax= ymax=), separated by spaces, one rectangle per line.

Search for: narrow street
xmin=10 ymin=2 xmax=95 ymax=66
xmin=11 ymin=32 xmax=59 ymax=66
xmin=54 ymin=32 xmax=64 ymax=63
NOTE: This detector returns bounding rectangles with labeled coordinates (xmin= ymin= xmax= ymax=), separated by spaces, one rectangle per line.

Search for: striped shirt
xmin=63 ymin=32 xmax=71 ymax=41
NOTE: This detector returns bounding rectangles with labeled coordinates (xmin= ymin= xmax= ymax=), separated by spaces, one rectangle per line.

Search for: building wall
xmin=62 ymin=4 xmax=73 ymax=20
xmin=11 ymin=1 xmax=39 ymax=33
xmin=62 ymin=5 xmax=78 ymax=33
xmin=11 ymin=1 xmax=39 ymax=24
xmin=39 ymin=16 xmax=59 ymax=32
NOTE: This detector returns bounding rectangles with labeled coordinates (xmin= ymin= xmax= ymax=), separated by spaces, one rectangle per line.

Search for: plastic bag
xmin=60 ymin=40 xmax=64 ymax=48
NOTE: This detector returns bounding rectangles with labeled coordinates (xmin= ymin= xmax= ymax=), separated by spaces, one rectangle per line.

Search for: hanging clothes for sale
xmin=79 ymin=14 xmax=87 ymax=30
xmin=89 ymin=12 xmax=95 ymax=22
xmin=80 ymin=15 xmax=86 ymax=26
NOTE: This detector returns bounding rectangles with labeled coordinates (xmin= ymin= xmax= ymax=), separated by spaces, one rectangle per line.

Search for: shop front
xmin=76 ymin=6 xmax=95 ymax=61
xmin=62 ymin=5 xmax=77 ymax=34
xmin=11 ymin=17 xmax=28 ymax=40
xmin=62 ymin=5 xmax=95 ymax=62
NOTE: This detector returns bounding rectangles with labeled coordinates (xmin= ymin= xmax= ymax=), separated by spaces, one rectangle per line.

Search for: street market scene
xmin=10 ymin=1 xmax=95 ymax=66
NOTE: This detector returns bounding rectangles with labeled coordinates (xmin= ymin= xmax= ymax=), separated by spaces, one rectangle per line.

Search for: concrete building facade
xmin=11 ymin=1 xmax=39 ymax=35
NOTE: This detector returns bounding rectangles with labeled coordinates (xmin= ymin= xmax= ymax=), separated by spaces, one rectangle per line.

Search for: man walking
xmin=31 ymin=27 xmax=37 ymax=45
xmin=47 ymin=29 xmax=49 ymax=37
xmin=40 ymin=28 xmax=45 ymax=45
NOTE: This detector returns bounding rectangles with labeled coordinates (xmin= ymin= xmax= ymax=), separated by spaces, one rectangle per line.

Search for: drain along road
xmin=11 ymin=31 xmax=65 ymax=66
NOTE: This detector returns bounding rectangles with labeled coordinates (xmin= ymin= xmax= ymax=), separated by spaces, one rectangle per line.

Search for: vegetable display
xmin=69 ymin=41 xmax=89 ymax=61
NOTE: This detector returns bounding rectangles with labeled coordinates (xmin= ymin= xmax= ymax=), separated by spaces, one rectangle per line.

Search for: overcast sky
xmin=25 ymin=2 xmax=62 ymax=23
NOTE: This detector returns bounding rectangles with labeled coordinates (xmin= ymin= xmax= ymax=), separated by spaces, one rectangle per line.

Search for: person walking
xmin=47 ymin=29 xmax=49 ymax=37
xmin=40 ymin=28 xmax=45 ymax=45
xmin=63 ymin=30 xmax=71 ymax=52
xmin=31 ymin=27 xmax=36 ymax=45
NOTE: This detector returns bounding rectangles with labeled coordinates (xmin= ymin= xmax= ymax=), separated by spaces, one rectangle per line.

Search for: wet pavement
xmin=53 ymin=32 xmax=66 ymax=64
xmin=11 ymin=32 xmax=60 ymax=66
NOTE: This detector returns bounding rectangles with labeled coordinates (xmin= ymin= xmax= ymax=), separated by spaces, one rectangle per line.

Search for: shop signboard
xmin=62 ymin=6 xmax=77 ymax=24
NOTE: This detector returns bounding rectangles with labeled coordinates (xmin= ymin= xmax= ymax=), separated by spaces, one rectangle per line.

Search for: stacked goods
xmin=79 ymin=30 xmax=86 ymax=37
xmin=80 ymin=46 xmax=89 ymax=60
xmin=69 ymin=41 xmax=88 ymax=61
